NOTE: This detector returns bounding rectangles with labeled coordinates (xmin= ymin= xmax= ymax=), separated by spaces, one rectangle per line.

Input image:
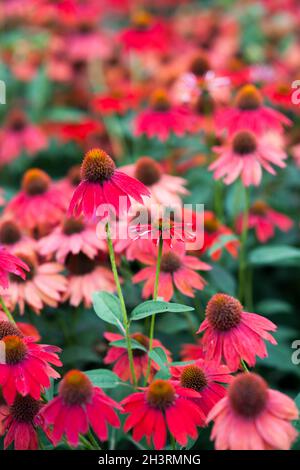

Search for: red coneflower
xmin=41 ymin=370 xmax=122 ymax=447
xmin=209 ymin=130 xmax=287 ymax=186
xmin=134 ymin=89 xmax=197 ymax=142
xmin=236 ymin=200 xmax=293 ymax=243
xmin=197 ymin=293 xmax=277 ymax=371
xmin=68 ymin=148 xmax=150 ymax=220
xmin=0 ymin=246 xmax=29 ymax=289
xmin=122 ymin=379 xmax=205 ymax=449
xmin=104 ymin=332 xmax=171 ymax=384
xmin=0 ymin=322 xmax=61 ymax=405
xmin=201 ymin=211 xmax=239 ymax=261
xmin=5 ymin=169 xmax=66 ymax=235
xmin=180 ymin=339 xmax=205 ymax=362
xmin=0 ymin=394 xmax=42 ymax=450
xmin=208 ymin=373 xmax=298 ymax=450
xmin=133 ymin=242 xmax=211 ymax=301
xmin=170 ymin=359 xmax=233 ymax=416
xmin=216 ymin=84 xmax=291 ymax=136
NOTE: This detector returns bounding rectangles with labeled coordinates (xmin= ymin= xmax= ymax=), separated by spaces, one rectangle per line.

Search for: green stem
xmin=145 ymin=236 xmax=163 ymax=384
xmin=214 ymin=180 xmax=224 ymax=222
xmin=105 ymin=222 xmax=137 ymax=387
xmin=238 ymin=186 xmax=250 ymax=303
xmin=170 ymin=434 xmax=176 ymax=450
xmin=0 ymin=296 xmax=16 ymax=325
xmin=87 ymin=430 xmax=101 ymax=450
xmin=241 ymin=359 xmax=249 ymax=373
xmin=79 ymin=435 xmax=95 ymax=450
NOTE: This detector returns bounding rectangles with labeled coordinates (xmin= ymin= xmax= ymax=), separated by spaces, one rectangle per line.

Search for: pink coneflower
xmin=0 ymin=394 xmax=42 ymax=450
xmin=170 ymin=359 xmax=232 ymax=416
xmin=0 ymin=219 xmax=37 ymax=254
xmin=209 ymin=130 xmax=287 ymax=186
xmin=197 ymin=293 xmax=277 ymax=371
xmin=133 ymin=242 xmax=211 ymax=301
xmin=207 ymin=373 xmax=298 ymax=450
xmin=122 ymin=156 xmax=188 ymax=207
xmin=0 ymin=246 xmax=29 ymax=289
xmin=0 ymin=318 xmax=40 ymax=342
xmin=41 ymin=370 xmax=121 ymax=447
xmin=63 ymin=253 xmax=116 ymax=307
xmin=134 ymin=90 xmax=196 ymax=142
xmin=67 ymin=21 xmax=110 ymax=61
xmin=104 ymin=332 xmax=171 ymax=384
xmin=236 ymin=200 xmax=293 ymax=243
xmin=0 ymin=326 xmax=61 ymax=405
xmin=0 ymin=111 xmax=47 ymax=165
xmin=120 ymin=12 xmax=170 ymax=53
xmin=68 ymin=148 xmax=150 ymax=220
xmin=5 ymin=169 xmax=66 ymax=236
xmin=38 ymin=217 xmax=106 ymax=263
xmin=201 ymin=211 xmax=239 ymax=261
xmin=55 ymin=165 xmax=81 ymax=203
xmin=216 ymin=84 xmax=291 ymax=136
xmin=122 ymin=379 xmax=205 ymax=449
xmin=0 ymin=252 xmax=67 ymax=315
xmin=180 ymin=339 xmax=205 ymax=361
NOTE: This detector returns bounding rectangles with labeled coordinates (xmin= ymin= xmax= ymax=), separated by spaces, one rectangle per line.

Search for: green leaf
xmin=249 ymin=245 xmax=300 ymax=266
xmin=131 ymin=300 xmax=194 ymax=321
xmin=92 ymin=292 xmax=125 ymax=333
xmin=149 ymin=347 xmax=169 ymax=369
xmin=47 ymin=107 xmax=87 ymax=122
xmin=208 ymin=234 xmax=238 ymax=257
xmin=85 ymin=369 xmax=121 ymax=389
xmin=256 ymin=299 xmax=292 ymax=315
xmin=150 ymin=347 xmax=171 ymax=380
xmin=110 ymin=338 xmax=147 ymax=352
xmin=208 ymin=264 xmax=236 ymax=296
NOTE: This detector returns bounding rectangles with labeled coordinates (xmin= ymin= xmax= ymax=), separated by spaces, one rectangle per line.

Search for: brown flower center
xmin=132 ymin=10 xmax=152 ymax=30
xmin=22 ymin=169 xmax=51 ymax=196
xmin=150 ymin=90 xmax=171 ymax=112
xmin=204 ymin=217 xmax=220 ymax=233
xmin=0 ymin=220 xmax=22 ymax=245
xmin=63 ymin=217 xmax=85 ymax=235
xmin=190 ymin=54 xmax=210 ymax=77
xmin=81 ymin=148 xmax=115 ymax=183
xmin=131 ymin=332 xmax=149 ymax=357
xmin=60 ymin=370 xmax=93 ymax=406
xmin=229 ymin=373 xmax=268 ymax=418
xmin=232 ymin=131 xmax=257 ymax=155
xmin=0 ymin=321 xmax=23 ymax=341
xmin=66 ymin=253 xmax=96 ymax=275
xmin=160 ymin=252 xmax=181 ymax=273
xmin=134 ymin=157 xmax=162 ymax=186
xmin=3 ymin=335 xmax=27 ymax=364
xmin=11 ymin=395 xmax=41 ymax=423
xmin=180 ymin=365 xmax=208 ymax=391
xmin=234 ymin=85 xmax=263 ymax=111
xmin=251 ymin=200 xmax=268 ymax=215
xmin=206 ymin=293 xmax=242 ymax=331
xmin=147 ymin=379 xmax=175 ymax=409
xmin=67 ymin=165 xmax=81 ymax=187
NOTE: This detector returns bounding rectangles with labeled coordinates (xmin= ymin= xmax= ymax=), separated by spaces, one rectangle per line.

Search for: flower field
xmin=0 ymin=0 xmax=300 ymax=452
